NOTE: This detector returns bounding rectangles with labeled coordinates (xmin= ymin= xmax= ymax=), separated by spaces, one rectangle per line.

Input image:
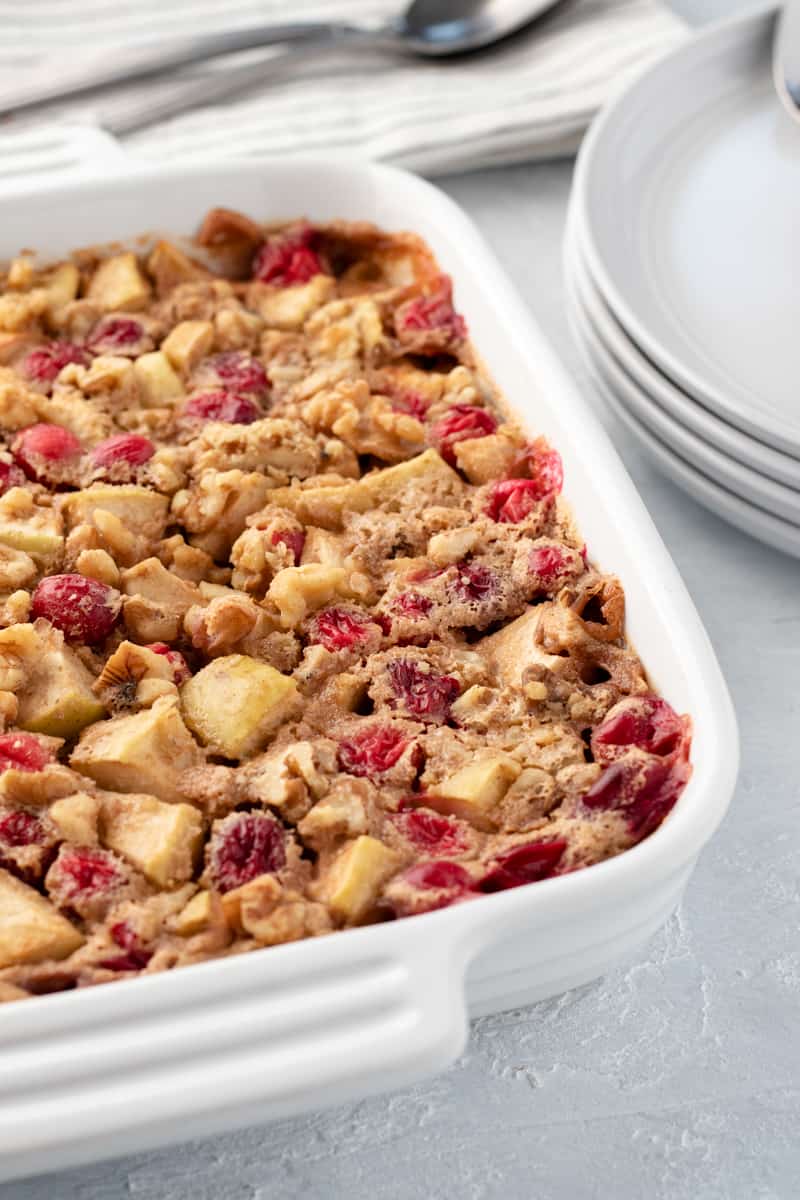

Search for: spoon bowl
xmin=393 ymin=0 xmax=563 ymax=56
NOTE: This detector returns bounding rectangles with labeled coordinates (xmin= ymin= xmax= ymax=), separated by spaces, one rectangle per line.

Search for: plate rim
xmin=572 ymin=1 xmax=800 ymax=459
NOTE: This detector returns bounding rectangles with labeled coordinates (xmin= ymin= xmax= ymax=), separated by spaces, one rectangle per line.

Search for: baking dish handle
xmin=0 ymin=915 xmax=474 ymax=1175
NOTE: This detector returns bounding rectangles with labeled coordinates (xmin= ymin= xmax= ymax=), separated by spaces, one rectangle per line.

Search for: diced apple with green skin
xmin=0 ymin=621 xmax=106 ymax=740
xmin=319 ymin=835 xmax=401 ymax=925
xmin=0 ymin=489 xmax=64 ymax=569
xmin=99 ymin=791 xmax=204 ymax=887
xmin=427 ymin=755 xmax=522 ymax=831
xmin=0 ymin=868 xmax=84 ymax=968
xmin=60 ymin=486 xmax=169 ymax=543
xmin=87 ymin=253 xmax=151 ymax=312
xmin=133 ymin=351 xmax=184 ymax=406
xmin=71 ymin=696 xmax=202 ymax=803
xmin=181 ymin=655 xmax=297 ymax=760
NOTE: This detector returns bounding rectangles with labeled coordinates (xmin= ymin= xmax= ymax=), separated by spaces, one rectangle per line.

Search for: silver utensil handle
xmin=0 ymin=21 xmax=382 ymax=118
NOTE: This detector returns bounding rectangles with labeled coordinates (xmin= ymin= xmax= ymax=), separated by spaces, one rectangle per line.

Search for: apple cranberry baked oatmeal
xmin=0 ymin=211 xmax=691 ymax=1002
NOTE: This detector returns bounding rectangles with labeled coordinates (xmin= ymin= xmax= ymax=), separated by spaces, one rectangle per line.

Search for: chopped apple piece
xmin=300 ymin=527 xmax=347 ymax=567
xmin=99 ymin=791 xmax=204 ymax=886
xmin=133 ymin=351 xmax=184 ymax=406
xmin=147 ymin=240 xmax=207 ymax=298
xmin=173 ymin=889 xmax=218 ymax=936
xmin=0 ymin=489 xmax=63 ymax=569
xmin=250 ymin=275 xmax=336 ymax=331
xmin=0 ymin=868 xmax=84 ymax=968
xmin=1 ymin=621 xmax=106 ymax=739
xmin=49 ymin=791 xmax=101 ymax=844
xmin=45 ymin=263 xmax=80 ymax=317
xmin=269 ymin=449 xmax=457 ymax=530
xmin=429 ymin=754 xmax=522 ymax=830
xmin=358 ymin=448 xmax=457 ymax=504
xmin=60 ymin=485 xmax=169 ymax=543
xmin=160 ymin=320 xmax=214 ymax=374
xmin=180 ymin=654 xmax=297 ymax=760
xmin=480 ymin=606 xmax=547 ymax=690
xmin=268 ymin=563 xmax=361 ymax=628
xmin=121 ymin=557 xmax=201 ymax=615
xmin=71 ymin=696 xmax=201 ymax=803
xmin=320 ymin=835 xmax=400 ymax=924
xmin=87 ymin=252 xmax=151 ymax=312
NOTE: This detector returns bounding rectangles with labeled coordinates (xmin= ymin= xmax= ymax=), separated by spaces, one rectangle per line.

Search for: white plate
xmin=573 ymin=4 xmax=800 ymax=458
xmin=564 ymin=251 xmax=800 ymax=558
xmin=564 ymin=223 xmax=800 ymax=525
xmin=0 ymin=158 xmax=738 ymax=1183
xmin=566 ymin=206 xmax=800 ymax=492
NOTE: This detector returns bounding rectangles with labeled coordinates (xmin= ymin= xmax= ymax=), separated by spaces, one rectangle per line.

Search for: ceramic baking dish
xmin=0 ymin=157 xmax=738 ymax=1182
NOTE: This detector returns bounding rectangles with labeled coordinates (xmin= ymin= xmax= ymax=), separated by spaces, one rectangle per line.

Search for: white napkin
xmin=0 ymin=0 xmax=685 ymax=175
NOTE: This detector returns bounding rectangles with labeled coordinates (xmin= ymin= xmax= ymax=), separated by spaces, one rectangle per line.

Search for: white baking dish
xmin=0 ymin=158 xmax=738 ymax=1182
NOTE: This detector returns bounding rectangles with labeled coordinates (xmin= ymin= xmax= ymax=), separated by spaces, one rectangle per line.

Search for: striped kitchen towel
xmin=0 ymin=0 xmax=685 ymax=175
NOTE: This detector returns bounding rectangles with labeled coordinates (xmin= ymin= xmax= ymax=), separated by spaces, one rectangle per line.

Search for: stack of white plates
xmin=565 ymin=4 xmax=800 ymax=559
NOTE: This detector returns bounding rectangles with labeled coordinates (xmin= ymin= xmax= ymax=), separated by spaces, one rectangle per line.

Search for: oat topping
xmin=0 ymin=213 xmax=692 ymax=1001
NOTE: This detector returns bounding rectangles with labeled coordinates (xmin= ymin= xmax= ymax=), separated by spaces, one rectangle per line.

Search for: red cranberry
xmin=22 ymin=341 xmax=89 ymax=388
xmin=193 ymin=351 xmax=270 ymax=399
xmin=529 ymin=544 xmax=571 ymax=586
xmin=98 ymin=920 xmax=153 ymax=972
xmin=86 ymin=317 xmax=147 ymax=356
xmin=271 ymin=528 xmax=305 ymax=566
xmin=145 ymin=642 xmax=191 ymax=684
xmin=0 ymin=460 xmax=26 ymax=494
xmin=54 ymin=846 xmax=126 ymax=902
xmin=394 ymin=590 xmax=433 ymax=619
xmin=253 ymin=224 xmax=326 ymax=286
xmin=338 ymin=724 xmax=412 ymax=778
xmin=90 ymin=433 xmax=155 ymax=470
xmin=390 ymin=390 xmax=429 ymax=421
xmin=182 ymin=390 xmax=261 ymax=425
xmin=0 ymin=807 xmax=58 ymax=883
xmin=12 ymin=423 xmax=82 ymax=482
xmin=583 ymin=755 xmax=691 ymax=839
xmin=451 ymin=561 xmax=497 ymax=603
xmin=0 ymin=809 xmax=47 ymax=847
xmin=387 ymin=659 xmax=460 ymax=723
xmin=390 ymin=809 xmax=468 ymax=855
xmin=208 ymin=810 xmax=287 ymax=893
xmin=591 ymin=696 xmax=688 ymax=765
xmin=31 ymin=573 xmax=121 ymax=644
xmin=429 ymin=404 xmax=497 ymax=467
xmin=309 ymin=607 xmax=379 ymax=653
xmin=396 ymin=277 xmax=467 ymax=340
xmin=479 ymin=839 xmax=567 ymax=892
xmin=0 ymin=732 xmax=53 ymax=773
xmin=404 ymin=860 xmax=473 ymax=890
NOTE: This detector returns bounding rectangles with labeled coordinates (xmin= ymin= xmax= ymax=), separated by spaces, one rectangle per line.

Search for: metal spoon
xmin=773 ymin=0 xmax=800 ymax=124
xmin=0 ymin=0 xmax=565 ymax=125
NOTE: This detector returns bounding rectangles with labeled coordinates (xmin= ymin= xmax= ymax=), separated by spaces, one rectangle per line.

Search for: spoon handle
xmin=0 ymin=22 xmax=385 ymax=120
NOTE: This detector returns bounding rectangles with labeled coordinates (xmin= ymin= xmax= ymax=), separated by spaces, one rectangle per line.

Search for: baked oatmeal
xmin=0 ymin=211 xmax=691 ymax=1002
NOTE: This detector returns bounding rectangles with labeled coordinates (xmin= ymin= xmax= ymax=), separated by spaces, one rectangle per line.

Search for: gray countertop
xmin=8 ymin=3 xmax=799 ymax=1197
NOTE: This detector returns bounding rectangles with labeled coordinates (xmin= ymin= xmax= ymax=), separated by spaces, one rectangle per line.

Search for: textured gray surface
xmin=8 ymin=2 xmax=799 ymax=1197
